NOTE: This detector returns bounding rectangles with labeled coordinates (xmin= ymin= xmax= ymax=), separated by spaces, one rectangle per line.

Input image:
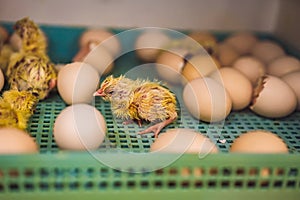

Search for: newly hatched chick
xmin=13 ymin=17 xmax=47 ymax=54
xmin=94 ymin=75 xmax=178 ymax=138
xmin=6 ymin=53 xmax=57 ymax=100
xmin=0 ymin=90 xmax=39 ymax=129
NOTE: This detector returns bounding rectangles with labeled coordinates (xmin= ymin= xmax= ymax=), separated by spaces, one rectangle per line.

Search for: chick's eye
xmin=108 ymin=91 xmax=114 ymax=95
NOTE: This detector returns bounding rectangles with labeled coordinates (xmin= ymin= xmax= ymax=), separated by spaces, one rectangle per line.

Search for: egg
xmin=53 ymin=104 xmax=106 ymax=150
xmin=0 ymin=127 xmax=38 ymax=154
xmin=0 ymin=68 xmax=4 ymax=92
xmin=155 ymin=48 xmax=188 ymax=85
xmin=79 ymin=29 xmax=121 ymax=57
xmin=210 ymin=67 xmax=252 ymax=110
xmin=267 ymin=56 xmax=300 ymax=77
xmin=188 ymin=31 xmax=217 ymax=54
xmin=232 ymin=56 xmax=266 ymax=85
xmin=0 ymin=26 xmax=8 ymax=42
xmin=135 ymin=30 xmax=171 ymax=62
xmin=224 ymin=32 xmax=258 ymax=55
xmin=230 ymin=130 xmax=288 ymax=153
xmin=150 ymin=129 xmax=218 ymax=154
xmin=81 ymin=44 xmax=114 ymax=75
xmin=181 ymin=54 xmax=220 ymax=83
xmin=250 ymin=75 xmax=297 ymax=118
xmin=57 ymin=62 xmax=100 ymax=105
xmin=183 ymin=77 xmax=232 ymax=122
xmin=217 ymin=42 xmax=240 ymax=66
xmin=9 ymin=32 xmax=22 ymax=51
xmin=251 ymin=40 xmax=285 ymax=64
xmin=282 ymin=71 xmax=300 ymax=110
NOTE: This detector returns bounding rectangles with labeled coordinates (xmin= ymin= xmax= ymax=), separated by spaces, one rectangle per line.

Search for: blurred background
xmin=0 ymin=0 xmax=299 ymax=49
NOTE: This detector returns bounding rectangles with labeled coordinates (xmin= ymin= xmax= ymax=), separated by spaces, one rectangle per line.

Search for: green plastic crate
xmin=0 ymin=23 xmax=300 ymax=200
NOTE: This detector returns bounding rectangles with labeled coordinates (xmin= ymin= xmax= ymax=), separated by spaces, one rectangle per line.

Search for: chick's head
xmin=94 ymin=75 xmax=122 ymax=101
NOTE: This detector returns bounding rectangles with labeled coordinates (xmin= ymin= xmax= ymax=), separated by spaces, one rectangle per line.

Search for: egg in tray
xmin=0 ymin=17 xmax=299 ymax=156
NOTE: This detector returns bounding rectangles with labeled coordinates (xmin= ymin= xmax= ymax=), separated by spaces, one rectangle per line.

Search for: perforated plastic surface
xmin=0 ymin=23 xmax=300 ymax=199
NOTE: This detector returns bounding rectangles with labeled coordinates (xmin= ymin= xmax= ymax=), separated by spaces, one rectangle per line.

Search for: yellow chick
xmin=13 ymin=17 xmax=47 ymax=54
xmin=94 ymin=75 xmax=178 ymax=138
xmin=0 ymin=90 xmax=39 ymax=129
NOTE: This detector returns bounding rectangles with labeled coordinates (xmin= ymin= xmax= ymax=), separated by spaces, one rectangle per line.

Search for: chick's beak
xmin=93 ymin=89 xmax=105 ymax=97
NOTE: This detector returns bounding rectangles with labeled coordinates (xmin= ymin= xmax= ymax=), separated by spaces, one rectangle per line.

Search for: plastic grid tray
xmin=0 ymin=23 xmax=300 ymax=199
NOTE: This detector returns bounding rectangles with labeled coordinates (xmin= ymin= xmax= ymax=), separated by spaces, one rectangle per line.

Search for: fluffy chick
xmin=0 ymin=90 xmax=39 ymax=129
xmin=6 ymin=53 xmax=57 ymax=100
xmin=94 ymin=75 xmax=178 ymax=138
xmin=13 ymin=17 xmax=47 ymax=54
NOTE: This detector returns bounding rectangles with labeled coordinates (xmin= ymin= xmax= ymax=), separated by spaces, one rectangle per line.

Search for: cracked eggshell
xmin=183 ymin=77 xmax=232 ymax=122
xmin=281 ymin=71 xmax=300 ymax=110
xmin=230 ymin=130 xmax=288 ymax=153
xmin=150 ymin=129 xmax=218 ymax=154
xmin=250 ymin=75 xmax=297 ymax=118
xmin=210 ymin=67 xmax=252 ymax=111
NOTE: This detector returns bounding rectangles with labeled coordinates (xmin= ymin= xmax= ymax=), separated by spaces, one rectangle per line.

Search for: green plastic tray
xmin=0 ymin=23 xmax=300 ymax=200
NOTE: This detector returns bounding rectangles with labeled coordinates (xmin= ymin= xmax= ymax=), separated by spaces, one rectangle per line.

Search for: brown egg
xmin=250 ymin=75 xmax=297 ymax=118
xmin=267 ymin=56 xmax=300 ymax=77
xmin=79 ymin=29 xmax=120 ymax=56
xmin=233 ymin=56 xmax=266 ymax=85
xmin=188 ymin=31 xmax=217 ymax=54
xmin=281 ymin=71 xmax=300 ymax=110
xmin=251 ymin=40 xmax=285 ymax=64
xmin=230 ymin=130 xmax=288 ymax=153
xmin=135 ymin=30 xmax=170 ymax=62
xmin=155 ymin=48 xmax=188 ymax=85
xmin=0 ymin=68 xmax=4 ymax=92
xmin=0 ymin=128 xmax=38 ymax=154
xmin=182 ymin=54 xmax=220 ymax=83
xmin=224 ymin=32 xmax=258 ymax=55
xmin=150 ymin=129 xmax=218 ymax=154
xmin=183 ymin=77 xmax=232 ymax=122
xmin=210 ymin=67 xmax=252 ymax=110
xmin=217 ymin=42 xmax=240 ymax=66
xmin=9 ymin=32 xmax=23 ymax=51
xmin=0 ymin=26 xmax=8 ymax=42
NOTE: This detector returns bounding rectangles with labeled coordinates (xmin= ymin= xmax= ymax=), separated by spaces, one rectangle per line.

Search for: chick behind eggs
xmin=94 ymin=75 xmax=178 ymax=138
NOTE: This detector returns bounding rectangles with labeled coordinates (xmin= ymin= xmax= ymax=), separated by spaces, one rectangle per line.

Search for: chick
xmin=94 ymin=75 xmax=178 ymax=138
xmin=0 ymin=90 xmax=39 ymax=129
xmin=13 ymin=17 xmax=47 ymax=54
xmin=6 ymin=53 xmax=57 ymax=100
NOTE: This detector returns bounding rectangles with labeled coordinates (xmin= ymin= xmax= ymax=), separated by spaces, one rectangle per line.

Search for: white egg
xmin=53 ymin=104 xmax=106 ymax=150
xmin=224 ymin=32 xmax=258 ymax=55
xmin=0 ymin=68 xmax=4 ymax=92
xmin=135 ymin=30 xmax=171 ymax=62
xmin=0 ymin=127 xmax=38 ymax=154
xmin=57 ymin=62 xmax=100 ymax=105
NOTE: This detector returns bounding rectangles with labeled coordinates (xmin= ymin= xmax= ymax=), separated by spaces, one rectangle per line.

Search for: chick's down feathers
xmin=94 ymin=75 xmax=178 ymax=137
